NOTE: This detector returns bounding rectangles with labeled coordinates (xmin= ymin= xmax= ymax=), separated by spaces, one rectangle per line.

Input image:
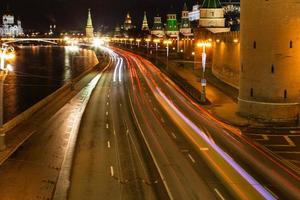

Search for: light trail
xmin=156 ymin=87 xmax=276 ymax=200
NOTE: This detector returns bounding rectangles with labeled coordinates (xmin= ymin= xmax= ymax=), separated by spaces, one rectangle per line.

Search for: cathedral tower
xmin=151 ymin=14 xmax=165 ymax=38
xmin=180 ymin=3 xmax=192 ymax=36
xmin=238 ymin=0 xmax=300 ymax=122
xmin=124 ymin=13 xmax=133 ymax=31
xmin=199 ymin=0 xmax=225 ymax=28
xmin=141 ymin=11 xmax=149 ymax=31
xmin=85 ymin=9 xmax=94 ymax=38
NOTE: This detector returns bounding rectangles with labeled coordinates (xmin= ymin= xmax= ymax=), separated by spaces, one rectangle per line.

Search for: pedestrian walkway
xmin=165 ymin=59 xmax=250 ymax=127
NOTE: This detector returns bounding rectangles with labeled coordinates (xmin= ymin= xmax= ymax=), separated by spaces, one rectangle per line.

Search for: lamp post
xmin=0 ymin=45 xmax=14 ymax=151
xmin=145 ymin=38 xmax=151 ymax=53
xmin=163 ymin=40 xmax=172 ymax=69
xmin=136 ymin=39 xmax=141 ymax=48
xmin=129 ymin=38 xmax=134 ymax=48
xmin=153 ymin=39 xmax=160 ymax=52
xmin=197 ymin=41 xmax=212 ymax=102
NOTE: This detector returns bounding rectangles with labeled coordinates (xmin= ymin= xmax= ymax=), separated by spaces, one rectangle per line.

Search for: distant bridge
xmin=0 ymin=38 xmax=64 ymax=45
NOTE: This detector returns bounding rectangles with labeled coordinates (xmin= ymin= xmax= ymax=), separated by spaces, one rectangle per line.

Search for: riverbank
xmin=0 ymin=49 xmax=110 ymax=165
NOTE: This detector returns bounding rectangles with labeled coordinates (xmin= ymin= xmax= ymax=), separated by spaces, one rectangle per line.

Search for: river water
xmin=3 ymin=46 xmax=98 ymax=122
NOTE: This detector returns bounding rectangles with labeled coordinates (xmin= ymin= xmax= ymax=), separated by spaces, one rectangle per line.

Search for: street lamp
xmin=129 ymin=38 xmax=134 ymax=47
xmin=163 ymin=40 xmax=172 ymax=58
xmin=136 ymin=39 xmax=141 ymax=47
xmin=153 ymin=39 xmax=160 ymax=52
xmin=0 ymin=45 xmax=14 ymax=151
xmin=145 ymin=38 xmax=151 ymax=51
xmin=197 ymin=40 xmax=212 ymax=102
xmin=163 ymin=40 xmax=172 ymax=69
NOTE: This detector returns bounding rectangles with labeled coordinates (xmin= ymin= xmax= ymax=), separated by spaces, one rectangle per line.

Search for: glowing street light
xmin=93 ymin=37 xmax=104 ymax=48
xmin=145 ymin=38 xmax=151 ymax=50
xmin=163 ymin=40 xmax=172 ymax=58
xmin=197 ymin=40 xmax=212 ymax=102
xmin=129 ymin=38 xmax=134 ymax=47
xmin=136 ymin=39 xmax=141 ymax=47
xmin=0 ymin=45 xmax=15 ymax=150
xmin=153 ymin=39 xmax=160 ymax=51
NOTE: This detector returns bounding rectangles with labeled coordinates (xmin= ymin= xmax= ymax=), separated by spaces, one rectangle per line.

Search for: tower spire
xmin=141 ymin=11 xmax=149 ymax=31
xmin=87 ymin=8 xmax=93 ymax=27
xmin=85 ymin=9 xmax=94 ymax=38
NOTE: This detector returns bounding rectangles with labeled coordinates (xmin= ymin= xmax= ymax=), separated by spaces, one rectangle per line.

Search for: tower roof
xmin=183 ymin=2 xmax=188 ymax=11
xmin=86 ymin=9 xmax=93 ymax=27
xmin=202 ymin=0 xmax=222 ymax=8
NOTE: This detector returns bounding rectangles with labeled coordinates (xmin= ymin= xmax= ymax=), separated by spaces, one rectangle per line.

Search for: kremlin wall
xmin=211 ymin=31 xmax=240 ymax=89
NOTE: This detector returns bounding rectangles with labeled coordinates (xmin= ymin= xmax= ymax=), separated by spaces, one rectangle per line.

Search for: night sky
xmin=0 ymin=0 xmax=237 ymax=32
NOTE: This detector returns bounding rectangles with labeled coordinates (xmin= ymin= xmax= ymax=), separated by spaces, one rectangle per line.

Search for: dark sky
xmin=0 ymin=0 xmax=236 ymax=32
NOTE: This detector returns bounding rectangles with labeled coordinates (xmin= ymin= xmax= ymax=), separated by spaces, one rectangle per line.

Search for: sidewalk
xmin=164 ymin=59 xmax=251 ymax=127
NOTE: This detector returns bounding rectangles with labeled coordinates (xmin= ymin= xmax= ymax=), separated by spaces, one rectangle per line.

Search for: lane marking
xmin=106 ymin=102 xmax=109 ymax=106
xmin=171 ymin=132 xmax=177 ymax=139
xmin=106 ymin=111 xmax=109 ymax=116
xmin=265 ymin=136 xmax=296 ymax=147
xmin=274 ymin=151 xmax=300 ymax=154
xmin=107 ymin=141 xmax=111 ymax=148
xmin=110 ymin=166 xmax=114 ymax=177
xmin=214 ymin=188 xmax=226 ymax=200
xmin=107 ymin=94 xmax=110 ymax=98
xmin=188 ymin=154 xmax=196 ymax=163
xmin=284 ymin=136 xmax=296 ymax=147
xmin=106 ymin=123 xmax=109 ymax=129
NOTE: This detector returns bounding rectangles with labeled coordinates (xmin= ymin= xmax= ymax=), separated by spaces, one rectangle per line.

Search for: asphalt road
xmin=0 ymin=46 xmax=299 ymax=200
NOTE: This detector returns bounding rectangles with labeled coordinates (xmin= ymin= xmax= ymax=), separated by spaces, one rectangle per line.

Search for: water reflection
xmin=3 ymin=46 xmax=98 ymax=122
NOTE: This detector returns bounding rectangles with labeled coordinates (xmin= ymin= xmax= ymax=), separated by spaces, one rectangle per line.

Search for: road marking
xmin=106 ymin=123 xmax=109 ymax=129
xmin=106 ymin=102 xmax=109 ymax=106
xmin=284 ymin=136 xmax=296 ymax=147
xmin=107 ymin=94 xmax=110 ymax=98
xmin=106 ymin=111 xmax=109 ymax=116
xmin=274 ymin=151 xmax=300 ymax=154
xmin=255 ymin=135 xmax=269 ymax=141
xmin=107 ymin=141 xmax=111 ymax=148
xmin=214 ymin=188 xmax=226 ymax=200
xmin=110 ymin=166 xmax=114 ymax=177
xmin=120 ymin=103 xmax=122 ymax=107
xmin=265 ymin=136 xmax=296 ymax=147
xmin=171 ymin=132 xmax=177 ymax=139
xmin=114 ymin=130 xmax=116 ymax=135
xmin=188 ymin=154 xmax=196 ymax=163
xmin=290 ymin=130 xmax=300 ymax=134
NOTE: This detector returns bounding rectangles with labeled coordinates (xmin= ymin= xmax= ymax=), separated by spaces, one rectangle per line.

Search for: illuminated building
xmin=199 ymin=0 xmax=230 ymax=33
xmin=85 ymin=9 xmax=94 ymax=38
xmin=166 ymin=7 xmax=179 ymax=37
xmin=189 ymin=4 xmax=200 ymax=22
xmin=141 ymin=11 xmax=149 ymax=31
xmin=124 ymin=13 xmax=133 ymax=31
xmin=180 ymin=3 xmax=192 ymax=36
xmin=151 ymin=15 xmax=165 ymax=38
xmin=0 ymin=10 xmax=23 ymax=37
